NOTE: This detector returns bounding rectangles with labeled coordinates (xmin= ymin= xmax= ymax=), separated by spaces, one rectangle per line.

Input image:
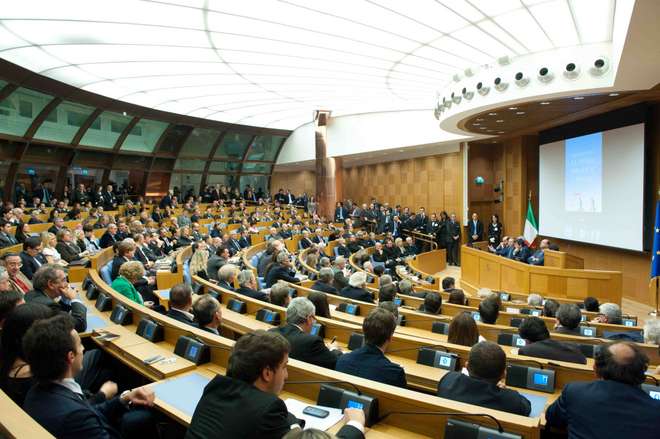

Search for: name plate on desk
xmin=337 ymin=303 xmax=359 ymax=315
xmin=497 ymin=333 xmax=526 ymax=347
xmin=417 ymin=348 xmax=459 ymax=371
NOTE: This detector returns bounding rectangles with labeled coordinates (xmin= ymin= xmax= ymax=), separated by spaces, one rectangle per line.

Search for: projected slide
xmin=539 ymin=123 xmax=645 ymax=251
xmin=565 ymin=132 xmax=602 ymax=212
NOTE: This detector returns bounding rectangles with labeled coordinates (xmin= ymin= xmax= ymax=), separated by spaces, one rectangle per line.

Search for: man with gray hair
xmin=554 ymin=303 xmax=583 ymax=336
xmin=398 ymin=279 xmax=425 ymax=298
xmin=236 ymin=269 xmax=269 ymax=302
xmin=593 ymin=303 xmax=623 ymax=325
xmin=332 ymin=256 xmax=350 ymax=289
xmin=270 ymin=282 xmax=291 ymax=308
xmin=193 ymin=295 xmax=222 ymax=335
xmin=644 ymin=319 xmax=660 ymax=345
xmin=527 ymin=293 xmax=543 ymax=308
xmin=217 ymin=263 xmax=239 ymax=292
xmin=270 ymin=297 xmax=342 ymax=369
xmin=25 ymin=264 xmax=86 ymax=332
xmin=339 ymin=271 xmax=373 ymax=303
xmin=311 ymin=267 xmax=338 ymax=294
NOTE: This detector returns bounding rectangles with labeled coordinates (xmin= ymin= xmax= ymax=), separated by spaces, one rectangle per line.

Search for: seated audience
xmin=546 ymin=341 xmax=660 ymax=438
xmin=518 ymin=317 xmax=586 ymax=364
xmin=478 ymin=295 xmax=500 ymax=324
xmin=271 ymin=297 xmax=342 ymax=369
xmin=193 ymin=295 xmax=222 ymax=335
xmin=20 ymin=237 xmax=47 ymax=280
xmin=448 ymin=289 xmax=468 ymax=306
xmin=25 ymin=265 xmax=86 ymax=333
xmin=0 ymin=290 xmax=25 ymax=327
xmin=217 ymin=264 xmax=239 ymax=292
xmin=336 ymin=308 xmax=406 ymax=388
xmin=236 ymin=269 xmax=270 ymax=302
xmin=308 ymin=291 xmax=331 ymax=319
xmin=207 ymin=246 xmax=229 ymax=282
xmin=420 ymin=292 xmax=442 ymax=315
xmin=332 ymin=256 xmax=350 ymax=290
xmin=311 ymin=267 xmax=338 ymax=294
xmin=22 ymin=314 xmax=156 ymax=439
xmin=436 ymin=342 xmax=531 ymax=416
xmin=378 ymin=283 xmax=397 ymax=303
xmin=0 ymin=219 xmax=18 ymax=248
xmin=110 ymin=240 xmax=135 ymax=281
xmin=510 ymin=238 xmax=531 ymax=263
xmin=583 ymin=296 xmax=600 ymax=312
xmin=527 ymin=239 xmax=549 ymax=265
xmin=592 ymin=302 xmax=622 ymax=325
xmin=554 ymin=304 xmax=583 ymax=336
xmin=340 ymin=271 xmax=373 ymax=303
xmin=110 ymin=261 xmax=150 ymax=306
xmin=398 ymin=279 xmax=424 ymax=298
xmin=55 ymin=229 xmax=88 ymax=264
xmin=41 ymin=232 xmax=68 ymax=267
xmin=543 ymin=299 xmax=560 ymax=318
xmin=643 ymin=319 xmax=660 ymax=345
xmin=189 ymin=242 xmax=209 ymax=281
xmin=270 ymin=282 xmax=291 ymax=308
xmin=166 ymin=283 xmax=196 ymax=327
xmin=448 ymin=312 xmax=480 ymax=347
xmin=441 ymin=276 xmax=456 ymax=292
xmin=187 ymin=330 xmax=365 ymax=439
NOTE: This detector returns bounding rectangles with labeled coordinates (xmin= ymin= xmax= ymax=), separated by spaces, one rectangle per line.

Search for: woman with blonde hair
xmin=189 ymin=241 xmax=210 ymax=280
xmin=40 ymin=232 xmax=68 ymax=266
xmin=111 ymin=260 xmax=153 ymax=307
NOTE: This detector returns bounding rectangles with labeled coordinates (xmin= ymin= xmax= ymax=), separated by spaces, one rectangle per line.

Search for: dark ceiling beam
xmin=0 ymin=83 xmax=18 ymax=104
xmin=71 ymin=108 xmax=103 ymax=146
xmin=24 ymin=97 xmax=62 ymax=140
xmin=172 ymin=126 xmax=194 ymax=158
xmin=200 ymin=131 xmax=227 ymax=190
xmin=239 ymin=135 xmax=258 ymax=175
xmin=152 ymin=123 xmax=174 ymax=155
xmin=112 ymin=116 xmax=141 ymax=152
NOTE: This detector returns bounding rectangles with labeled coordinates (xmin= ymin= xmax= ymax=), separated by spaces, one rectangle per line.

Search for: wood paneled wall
xmin=270 ymin=170 xmax=316 ymax=196
xmin=342 ymin=149 xmax=464 ymax=220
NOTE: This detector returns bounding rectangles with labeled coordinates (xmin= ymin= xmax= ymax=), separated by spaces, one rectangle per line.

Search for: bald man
xmin=546 ymin=341 xmax=660 ymax=438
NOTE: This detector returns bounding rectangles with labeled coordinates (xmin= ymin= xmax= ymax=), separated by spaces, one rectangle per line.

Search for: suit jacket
xmin=167 ymin=308 xmax=197 ymax=327
xmin=311 ymin=281 xmax=338 ymax=295
xmin=335 ymin=245 xmax=351 ymax=259
xmin=447 ymin=220 xmax=461 ymax=244
xmin=0 ymin=231 xmax=18 ymax=247
xmin=299 ymin=237 xmax=314 ymax=249
xmin=110 ymin=256 xmax=130 ymax=281
xmin=333 ymin=269 xmax=349 ymax=289
xmin=25 ymin=289 xmax=87 ymax=333
xmin=339 ymin=286 xmax=373 ymax=303
xmin=546 ymin=380 xmax=660 ymax=439
xmin=56 ymin=241 xmax=83 ymax=263
xmin=265 ymin=265 xmax=299 ymax=288
xmin=24 ymin=382 xmax=125 ymax=439
xmin=527 ymin=249 xmax=545 ymax=265
xmin=334 ymin=207 xmax=348 ymax=221
xmin=236 ymin=286 xmax=270 ymax=302
xmin=437 ymin=372 xmax=531 ymax=416
xmin=9 ymin=270 xmax=34 ymax=294
xmin=336 ymin=344 xmax=406 ymax=388
xmin=518 ymin=339 xmax=586 ymax=364
xmin=511 ymin=246 xmax=532 ymax=263
xmin=20 ymin=251 xmax=46 ymax=279
xmin=99 ymin=232 xmax=117 ymax=249
xmin=207 ymin=255 xmax=227 ymax=281
xmin=468 ymin=219 xmax=484 ymax=242
xmin=270 ymin=324 xmax=341 ymax=369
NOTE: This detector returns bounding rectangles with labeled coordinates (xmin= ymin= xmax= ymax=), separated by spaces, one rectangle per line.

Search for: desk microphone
xmin=377 ymin=410 xmax=504 ymax=433
xmin=387 ymin=344 xmax=452 ymax=354
xmin=284 ymin=379 xmax=362 ymax=395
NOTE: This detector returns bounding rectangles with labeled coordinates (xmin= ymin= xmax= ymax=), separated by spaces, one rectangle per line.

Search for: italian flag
xmin=523 ymin=200 xmax=538 ymax=246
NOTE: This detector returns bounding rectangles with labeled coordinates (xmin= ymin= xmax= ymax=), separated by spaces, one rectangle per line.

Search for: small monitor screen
xmin=188 ymin=345 xmax=199 ymax=358
xmin=515 ymin=337 xmax=526 ymax=347
xmin=531 ymin=310 xmax=541 ymax=316
xmin=347 ymin=400 xmax=364 ymax=410
xmin=438 ymin=356 xmax=452 ymax=367
xmin=265 ymin=313 xmax=273 ymax=322
xmin=649 ymin=390 xmax=660 ymax=400
xmin=533 ymin=373 xmax=549 ymax=386
xmin=144 ymin=325 xmax=154 ymax=337
xmin=346 ymin=304 xmax=356 ymax=314
xmin=583 ymin=328 xmax=594 ymax=336
xmin=393 ymin=298 xmax=402 ymax=306
xmin=472 ymin=312 xmax=481 ymax=321
xmin=311 ymin=324 xmax=320 ymax=335
xmin=581 ymin=315 xmax=587 ymax=321
xmin=231 ymin=301 xmax=242 ymax=312
xmin=624 ymin=320 xmax=634 ymax=327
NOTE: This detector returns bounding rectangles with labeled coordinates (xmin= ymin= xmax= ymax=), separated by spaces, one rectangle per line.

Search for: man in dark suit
xmin=0 ymin=220 xmax=18 ymax=248
xmin=25 ymin=265 xmax=87 ymax=333
xmin=22 ymin=314 xmax=156 ymax=439
xmin=192 ymin=295 xmax=222 ymax=335
xmin=333 ymin=257 xmax=350 ymax=290
xmin=336 ymin=307 xmax=406 ymax=388
xmin=468 ymin=212 xmax=483 ymax=243
xmin=270 ymin=297 xmax=342 ymax=369
xmin=510 ymin=238 xmax=532 ymax=263
xmin=187 ymin=330 xmax=365 ymax=439
xmin=437 ymin=342 xmax=531 ymax=416
xmin=159 ymin=190 xmax=174 ymax=209
xmin=546 ymin=341 xmax=660 ymax=438
xmin=102 ymin=184 xmax=117 ymax=210
xmin=20 ymin=236 xmax=47 ymax=279
xmin=33 ymin=183 xmax=52 ymax=206
xmin=518 ymin=317 xmax=586 ymax=364
xmin=446 ymin=213 xmax=461 ymax=265
xmin=55 ymin=230 xmax=88 ymax=264
xmin=298 ymin=230 xmax=314 ymax=250
xmin=265 ymin=252 xmax=300 ymax=288
xmin=527 ymin=239 xmax=549 ymax=265
xmin=311 ymin=268 xmax=339 ymax=295
xmin=334 ymin=237 xmax=352 ymax=259
xmin=207 ymin=246 xmax=229 ymax=281
xmin=99 ymin=223 xmax=119 ymax=249
xmin=339 ymin=271 xmax=374 ymax=303
xmin=166 ymin=284 xmax=197 ymax=327
xmin=553 ymin=303 xmax=583 ymax=336
xmin=334 ymin=202 xmax=349 ymax=222
xmin=236 ymin=269 xmax=270 ymax=302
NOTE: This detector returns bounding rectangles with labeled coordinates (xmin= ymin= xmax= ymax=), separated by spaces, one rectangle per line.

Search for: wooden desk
xmin=0 ymin=390 xmax=54 ymax=439
xmin=461 ymin=245 xmax=622 ymax=305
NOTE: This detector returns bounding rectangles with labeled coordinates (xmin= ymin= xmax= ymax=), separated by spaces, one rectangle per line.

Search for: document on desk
xmin=520 ymin=392 xmax=548 ymax=418
xmin=284 ymin=398 xmax=344 ymax=431
xmin=86 ymin=313 xmax=108 ymax=332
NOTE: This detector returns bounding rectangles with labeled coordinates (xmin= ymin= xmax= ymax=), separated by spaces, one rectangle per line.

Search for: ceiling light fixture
xmin=540 ymin=102 xmax=550 ymax=105
xmin=573 ymin=96 xmax=584 ymax=100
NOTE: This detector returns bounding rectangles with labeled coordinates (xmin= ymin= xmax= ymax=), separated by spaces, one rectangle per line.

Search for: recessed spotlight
xmin=488 ymin=112 xmax=497 ymax=116
xmin=573 ymin=96 xmax=584 ymax=100
xmin=473 ymin=123 xmax=481 ymax=126
xmin=609 ymin=93 xmax=619 ymax=96
xmin=479 ymin=127 xmax=487 ymax=130
xmin=496 ymin=120 xmax=504 ymax=123
xmin=508 ymin=107 xmax=518 ymax=110
xmin=122 ymin=111 xmax=127 ymax=116
xmin=540 ymin=102 xmax=550 ymax=105
xmin=497 ymin=131 xmax=505 ymax=134
xmin=516 ymin=111 xmax=525 ymax=115
xmin=476 ymin=118 xmax=484 ymax=121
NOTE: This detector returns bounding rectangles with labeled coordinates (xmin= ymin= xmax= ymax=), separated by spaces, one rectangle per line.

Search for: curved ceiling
xmin=0 ymin=0 xmax=616 ymax=130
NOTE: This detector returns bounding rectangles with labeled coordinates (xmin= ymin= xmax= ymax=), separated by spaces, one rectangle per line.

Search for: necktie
xmin=13 ymin=276 xmax=30 ymax=293
xmin=33 ymin=256 xmax=42 ymax=267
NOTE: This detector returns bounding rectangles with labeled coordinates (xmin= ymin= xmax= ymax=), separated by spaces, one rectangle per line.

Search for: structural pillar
xmin=315 ymin=110 xmax=343 ymax=220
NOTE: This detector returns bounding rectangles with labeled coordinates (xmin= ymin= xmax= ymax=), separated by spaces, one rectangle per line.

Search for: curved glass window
xmin=0 ymin=87 xmax=54 ymax=137
xmin=33 ymin=100 xmax=96 ymax=143
xmin=121 ymin=118 xmax=168 ymax=153
xmin=179 ymin=127 xmax=220 ymax=157
xmin=214 ymin=133 xmax=250 ymax=159
xmin=245 ymin=135 xmax=285 ymax=161
xmin=79 ymin=110 xmax=131 ymax=149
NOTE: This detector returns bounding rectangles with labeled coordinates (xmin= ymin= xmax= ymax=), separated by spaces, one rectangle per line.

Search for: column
xmin=315 ymin=111 xmax=343 ymax=220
